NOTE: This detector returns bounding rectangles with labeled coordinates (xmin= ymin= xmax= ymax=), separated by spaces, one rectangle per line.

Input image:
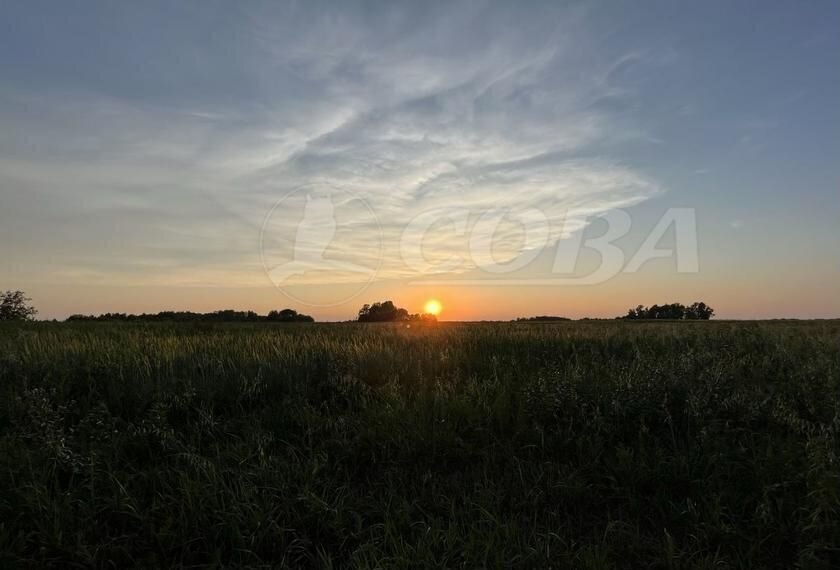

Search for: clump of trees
xmin=66 ymin=308 xmax=314 ymax=323
xmin=358 ymin=301 xmax=408 ymax=322
xmin=357 ymin=301 xmax=437 ymax=322
xmin=266 ymin=309 xmax=314 ymax=322
xmin=0 ymin=290 xmax=37 ymax=321
xmin=622 ymin=302 xmax=714 ymax=320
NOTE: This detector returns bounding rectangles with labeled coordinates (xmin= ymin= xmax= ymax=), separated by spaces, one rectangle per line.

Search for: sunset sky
xmin=1 ymin=1 xmax=838 ymax=320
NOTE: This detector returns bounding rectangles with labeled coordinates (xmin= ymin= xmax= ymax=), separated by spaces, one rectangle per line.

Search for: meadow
xmin=1 ymin=320 xmax=838 ymax=568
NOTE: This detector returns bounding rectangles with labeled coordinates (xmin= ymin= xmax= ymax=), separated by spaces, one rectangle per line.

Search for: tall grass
xmin=1 ymin=321 xmax=838 ymax=568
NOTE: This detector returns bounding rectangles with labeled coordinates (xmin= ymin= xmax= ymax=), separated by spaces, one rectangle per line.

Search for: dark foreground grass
xmin=0 ymin=320 xmax=838 ymax=568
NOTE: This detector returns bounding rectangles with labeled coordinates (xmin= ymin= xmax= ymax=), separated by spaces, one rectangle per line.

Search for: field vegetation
xmin=1 ymin=320 xmax=838 ymax=568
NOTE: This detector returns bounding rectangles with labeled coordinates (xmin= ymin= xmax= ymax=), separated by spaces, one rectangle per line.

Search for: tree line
xmin=514 ymin=316 xmax=571 ymax=322
xmin=621 ymin=302 xmax=714 ymax=320
xmin=2 ymin=290 xmax=716 ymax=323
xmin=66 ymin=308 xmax=314 ymax=323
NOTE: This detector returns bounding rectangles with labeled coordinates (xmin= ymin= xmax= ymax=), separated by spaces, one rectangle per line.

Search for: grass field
xmin=1 ymin=321 xmax=838 ymax=568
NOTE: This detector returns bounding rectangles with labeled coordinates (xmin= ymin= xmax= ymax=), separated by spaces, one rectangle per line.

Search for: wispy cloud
xmin=0 ymin=2 xmax=663 ymax=287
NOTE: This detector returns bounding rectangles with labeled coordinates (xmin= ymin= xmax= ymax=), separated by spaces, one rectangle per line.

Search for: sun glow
xmin=424 ymin=299 xmax=443 ymax=316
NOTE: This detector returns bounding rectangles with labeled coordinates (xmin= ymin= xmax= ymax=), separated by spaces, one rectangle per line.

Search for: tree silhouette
xmin=687 ymin=302 xmax=714 ymax=320
xmin=358 ymin=301 xmax=410 ymax=322
xmin=621 ymin=301 xmax=714 ymax=320
xmin=0 ymin=290 xmax=37 ymax=321
xmin=267 ymin=308 xmax=315 ymax=322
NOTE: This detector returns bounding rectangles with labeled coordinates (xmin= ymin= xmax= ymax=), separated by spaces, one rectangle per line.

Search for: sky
xmin=1 ymin=0 xmax=838 ymax=320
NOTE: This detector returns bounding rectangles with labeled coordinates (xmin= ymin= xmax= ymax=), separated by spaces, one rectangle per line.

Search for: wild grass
xmin=0 ymin=320 xmax=838 ymax=568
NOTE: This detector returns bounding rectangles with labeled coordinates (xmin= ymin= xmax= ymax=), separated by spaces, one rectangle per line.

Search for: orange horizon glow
xmin=13 ymin=269 xmax=840 ymax=322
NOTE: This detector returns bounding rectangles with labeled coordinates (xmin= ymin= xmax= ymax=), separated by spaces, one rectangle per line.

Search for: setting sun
xmin=424 ymin=299 xmax=443 ymax=316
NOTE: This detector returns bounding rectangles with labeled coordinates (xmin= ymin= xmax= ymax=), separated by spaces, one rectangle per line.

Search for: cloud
xmin=0 ymin=2 xmax=663 ymax=288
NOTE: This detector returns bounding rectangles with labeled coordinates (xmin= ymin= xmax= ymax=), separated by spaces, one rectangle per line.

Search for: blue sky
xmin=1 ymin=1 xmax=838 ymax=319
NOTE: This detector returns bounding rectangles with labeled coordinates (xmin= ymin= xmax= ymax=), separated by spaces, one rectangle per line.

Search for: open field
xmin=1 ymin=321 xmax=838 ymax=568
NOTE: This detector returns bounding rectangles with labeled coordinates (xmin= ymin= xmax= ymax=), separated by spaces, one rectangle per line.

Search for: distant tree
xmin=515 ymin=316 xmax=571 ymax=322
xmin=267 ymin=308 xmax=314 ymax=322
xmin=621 ymin=301 xmax=714 ymax=320
xmin=204 ymin=310 xmax=262 ymax=322
xmin=0 ymin=290 xmax=37 ymax=321
xmin=408 ymin=312 xmax=437 ymax=323
xmin=687 ymin=302 xmax=714 ymax=320
xmin=625 ymin=305 xmax=646 ymax=319
xmin=358 ymin=301 xmax=410 ymax=322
